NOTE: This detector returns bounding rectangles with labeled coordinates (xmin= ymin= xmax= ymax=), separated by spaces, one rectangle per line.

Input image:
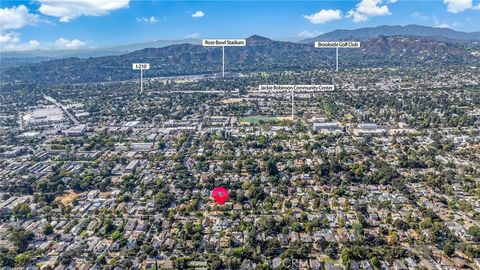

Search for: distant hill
xmin=0 ymin=39 xmax=201 ymax=61
xmin=300 ymin=24 xmax=480 ymax=43
xmin=1 ymin=35 xmax=479 ymax=85
xmin=99 ymin=38 xmax=202 ymax=54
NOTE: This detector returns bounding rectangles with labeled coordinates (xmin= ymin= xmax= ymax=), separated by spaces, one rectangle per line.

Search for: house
xmin=359 ymin=260 xmax=373 ymax=270
xmin=392 ymin=260 xmax=408 ymax=270
xmin=324 ymin=262 xmax=343 ymax=270
xmin=240 ymin=259 xmax=255 ymax=270
xmin=349 ymin=261 xmax=360 ymax=270
xmin=473 ymin=258 xmax=480 ymax=270
xmin=272 ymin=257 xmax=282 ymax=269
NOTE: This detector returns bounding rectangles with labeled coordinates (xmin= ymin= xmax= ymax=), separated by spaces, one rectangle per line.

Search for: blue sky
xmin=0 ymin=0 xmax=479 ymax=50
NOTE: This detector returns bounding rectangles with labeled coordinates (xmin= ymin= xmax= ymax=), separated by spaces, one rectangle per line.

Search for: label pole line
xmin=132 ymin=63 xmax=150 ymax=94
xmin=314 ymin=41 xmax=360 ymax=72
xmin=140 ymin=68 xmax=144 ymax=94
xmin=202 ymin=39 xmax=246 ymax=78
xmin=336 ymin=47 xmax=339 ymax=72
xmin=291 ymin=89 xmax=294 ymax=120
xmin=255 ymin=85 xmax=335 ymax=120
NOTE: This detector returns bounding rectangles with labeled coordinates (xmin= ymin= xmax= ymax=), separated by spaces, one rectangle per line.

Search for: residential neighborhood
xmin=0 ymin=65 xmax=479 ymax=269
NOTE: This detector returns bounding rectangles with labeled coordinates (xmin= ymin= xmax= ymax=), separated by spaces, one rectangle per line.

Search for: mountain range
xmin=1 ymin=25 xmax=479 ymax=85
xmin=301 ymin=24 xmax=480 ymax=43
xmin=2 ymin=24 xmax=479 ymax=61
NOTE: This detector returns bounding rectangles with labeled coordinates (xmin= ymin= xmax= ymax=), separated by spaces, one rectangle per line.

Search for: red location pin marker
xmin=212 ymin=186 xmax=229 ymax=205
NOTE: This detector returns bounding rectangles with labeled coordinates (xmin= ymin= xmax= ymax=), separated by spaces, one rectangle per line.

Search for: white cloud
xmin=191 ymin=10 xmax=205 ymax=18
xmin=0 ymin=32 xmax=89 ymax=52
xmin=55 ymin=38 xmax=86 ymax=49
xmin=29 ymin=40 xmax=40 ymax=47
xmin=0 ymin=5 xmax=39 ymax=30
xmin=436 ymin=23 xmax=451 ymax=28
xmin=347 ymin=10 xmax=369 ymax=22
xmin=0 ymin=6 xmax=40 ymax=52
xmin=184 ymin=33 xmax=199 ymax=39
xmin=443 ymin=0 xmax=472 ymax=13
xmin=347 ymin=0 xmax=392 ymax=22
xmin=411 ymin=12 xmax=429 ymax=20
xmin=137 ymin=16 xmax=158 ymax=23
xmin=0 ymin=32 xmax=21 ymax=44
xmin=0 ymin=30 xmax=40 ymax=52
xmin=432 ymin=15 xmax=460 ymax=29
xmin=1 ymin=39 xmax=40 ymax=51
xmin=304 ymin=9 xmax=343 ymax=24
xmin=38 ymin=0 xmax=130 ymax=22
xmin=297 ymin=30 xmax=323 ymax=38
xmin=356 ymin=0 xmax=391 ymax=16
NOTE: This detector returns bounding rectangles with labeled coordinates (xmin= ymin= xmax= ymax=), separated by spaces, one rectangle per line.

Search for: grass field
xmin=239 ymin=116 xmax=291 ymax=124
